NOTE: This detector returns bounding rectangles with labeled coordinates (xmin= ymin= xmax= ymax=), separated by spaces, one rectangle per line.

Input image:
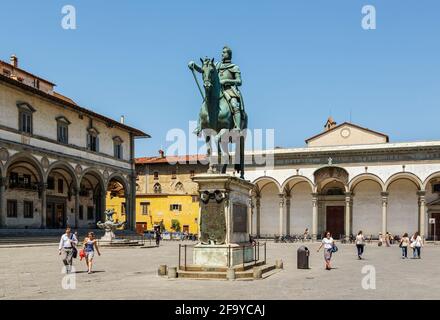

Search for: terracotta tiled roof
xmin=0 ymin=59 xmax=56 ymax=86
xmin=0 ymin=73 xmax=150 ymax=137
xmin=53 ymin=92 xmax=77 ymax=105
xmin=136 ymin=154 xmax=207 ymax=164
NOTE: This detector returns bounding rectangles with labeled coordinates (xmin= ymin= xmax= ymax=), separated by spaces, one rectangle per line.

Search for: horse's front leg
xmin=205 ymin=135 xmax=214 ymax=174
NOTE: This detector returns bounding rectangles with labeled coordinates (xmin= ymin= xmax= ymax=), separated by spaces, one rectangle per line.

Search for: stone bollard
xmin=253 ymin=267 xmax=262 ymax=280
xmin=276 ymin=259 xmax=284 ymax=269
xmin=226 ymin=268 xmax=236 ymax=281
xmin=158 ymin=265 xmax=167 ymax=276
xmin=168 ymin=266 xmax=177 ymax=279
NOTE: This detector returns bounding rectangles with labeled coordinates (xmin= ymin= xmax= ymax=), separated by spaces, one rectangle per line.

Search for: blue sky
xmin=1 ymin=0 xmax=440 ymax=157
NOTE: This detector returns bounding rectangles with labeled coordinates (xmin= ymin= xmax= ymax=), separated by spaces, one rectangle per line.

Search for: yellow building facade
xmin=107 ymin=154 xmax=207 ymax=234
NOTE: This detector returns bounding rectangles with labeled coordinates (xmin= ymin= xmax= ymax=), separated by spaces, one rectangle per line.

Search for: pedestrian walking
xmin=303 ymin=228 xmax=309 ymax=241
xmin=385 ymin=232 xmax=391 ymax=247
xmin=355 ymin=230 xmax=366 ymax=259
xmin=317 ymin=231 xmax=335 ymax=270
xmin=83 ymin=232 xmax=101 ymax=274
xmin=399 ymin=233 xmax=410 ymax=259
xmin=58 ymin=227 xmax=78 ymax=274
xmin=410 ymin=231 xmax=423 ymax=259
xmin=155 ymin=228 xmax=161 ymax=246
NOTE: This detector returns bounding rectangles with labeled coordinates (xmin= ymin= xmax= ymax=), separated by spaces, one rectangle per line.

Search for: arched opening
xmin=423 ymin=172 xmax=440 ymax=240
xmin=387 ymin=178 xmax=420 ymax=236
xmin=106 ymin=175 xmax=128 ymax=228
xmin=253 ymin=177 xmax=281 ymax=238
xmin=79 ymin=170 xmax=105 ymax=228
xmin=352 ymin=179 xmax=383 ymax=237
xmin=46 ymin=163 xmax=78 ymax=229
xmin=319 ymin=180 xmax=347 ymax=239
xmin=4 ymin=156 xmax=43 ymax=228
xmin=282 ymin=177 xmax=314 ymax=236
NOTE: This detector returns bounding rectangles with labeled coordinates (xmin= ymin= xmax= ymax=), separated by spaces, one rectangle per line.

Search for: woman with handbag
xmin=399 ymin=233 xmax=410 ymax=259
xmin=317 ymin=231 xmax=335 ymax=270
xmin=355 ymin=230 xmax=366 ymax=260
xmin=410 ymin=231 xmax=423 ymax=259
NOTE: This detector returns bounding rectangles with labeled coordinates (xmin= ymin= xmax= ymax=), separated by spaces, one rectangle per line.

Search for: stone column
xmin=312 ymin=193 xmax=318 ymax=240
xmin=278 ymin=194 xmax=285 ymax=237
xmin=74 ymin=189 xmax=80 ymax=229
xmin=256 ymin=196 xmax=261 ymax=238
xmin=247 ymin=198 xmax=253 ymax=236
xmin=40 ymin=183 xmax=47 ymax=229
xmin=381 ymin=192 xmax=389 ymax=237
xmin=0 ymin=177 xmax=5 ymax=228
xmin=418 ymin=191 xmax=426 ymax=239
xmin=285 ymin=196 xmax=291 ymax=236
xmin=344 ymin=192 xmax=352 ymax=241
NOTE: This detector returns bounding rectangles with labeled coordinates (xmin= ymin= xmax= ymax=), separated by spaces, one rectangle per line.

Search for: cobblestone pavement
xmin=0 ymin=241 xmax=439 ymax=300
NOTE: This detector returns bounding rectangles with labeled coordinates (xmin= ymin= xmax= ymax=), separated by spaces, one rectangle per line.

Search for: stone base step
xmin=180 ymin=261 xmax=266 ymax=273
xmin=177 ymin=264 xmax=277 ymax=280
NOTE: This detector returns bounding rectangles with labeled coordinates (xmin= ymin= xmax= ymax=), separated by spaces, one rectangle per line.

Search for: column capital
xmin=311 ymin=192 xmax=319 ymax=199
xmin=417 ymin=190 xmax=426 ymax=197
xmin=278 ymin=194 xmax=285 ymax=206
xmin=255 ymin=196 xmax=261 ymax=206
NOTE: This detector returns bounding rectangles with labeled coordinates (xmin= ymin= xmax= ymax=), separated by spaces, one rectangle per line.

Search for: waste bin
xmin=297 ymin=246 xmax=310 ymax=269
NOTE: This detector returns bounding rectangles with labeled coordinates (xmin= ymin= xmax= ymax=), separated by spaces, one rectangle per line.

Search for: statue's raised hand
xmin=188 ymin=61 xmax=195 ymax=70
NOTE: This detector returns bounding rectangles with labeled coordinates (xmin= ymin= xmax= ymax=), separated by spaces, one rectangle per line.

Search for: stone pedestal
xmin=191 ymin=174 xmax=255 ymax=267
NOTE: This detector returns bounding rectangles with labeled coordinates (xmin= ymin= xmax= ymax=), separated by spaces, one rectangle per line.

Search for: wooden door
xmin=46 ymin=203 xmax=54 ymax=228
xmin=55 ymin=204 xmax=65 ymax=229
xmin=326 ymin=206 xmax=345 ymax=239
xmin=136 ymin=222 xmax=147 ymax=234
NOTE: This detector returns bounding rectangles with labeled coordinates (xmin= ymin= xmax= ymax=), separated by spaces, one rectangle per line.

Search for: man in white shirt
xmin=58 ymin=227 xmax=78 ymax=273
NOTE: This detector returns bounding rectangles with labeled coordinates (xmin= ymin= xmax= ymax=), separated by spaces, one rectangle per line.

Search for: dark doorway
xmin=326 ymin=206 xmax=345 ymax=239
xmin=46 ymin=201 xmax=66 ymax=229
xmin=430 ymin=213 xmax=440 ymax=241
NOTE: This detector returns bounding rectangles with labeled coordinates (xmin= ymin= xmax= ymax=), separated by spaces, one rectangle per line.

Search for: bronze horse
xmin=197 ymin=57 xmax=248 ymax=178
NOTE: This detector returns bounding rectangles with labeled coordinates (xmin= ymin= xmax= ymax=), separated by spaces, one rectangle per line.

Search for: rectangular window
xmin=153 ymin=171 xmax=159 ymax=180
xmin=87 ymin=134 xmax=99 ymax=152
xmin=79 ymin=205 xmax=84 ymax=220
xmin=170 ymin=204 xmax=182 ymax=212
xmin=57 ymin=123 xmax=68 ymax=144
xmin=190 ymin=170 xmax=195 ymax=178
xmin=87 ymin=206 xmax=94 ymax=220
xmin=114 ymin=142 xmax=123 ymax=159
xmin=23 ymin=201 xmax=33 ymax=218
xmin=141 ymin=202 xmax=150 ymax=215
xmin=47 ymin=177 xmax=55 ymax=190
xmin=23 ymin=174 xmax=31 ymax=189
xmin=171 ymin=170 xmax=177 ymax=179
xmin=7 ymin=200 xmax=17 ymax=218
xmin=58 ymin=179 xmax=64 ymax=194
xmin=121 ymin=202 xmax=126 ymax=215
xmin=19 ymin=111 xmax=32 ymax=134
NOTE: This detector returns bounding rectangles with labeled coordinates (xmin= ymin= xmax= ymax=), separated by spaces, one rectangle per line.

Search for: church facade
xmin=245 ymin=118 xmax=440 ymax=240
xmin=0 ymin=55 xmax=149 ymax=230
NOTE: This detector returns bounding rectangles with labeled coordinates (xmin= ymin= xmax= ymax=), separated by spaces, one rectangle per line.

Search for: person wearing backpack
xmin=317 ymin=231 xmax=335 ymax=270
xmin=58 ymin=227 xmax=78 ymax=274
